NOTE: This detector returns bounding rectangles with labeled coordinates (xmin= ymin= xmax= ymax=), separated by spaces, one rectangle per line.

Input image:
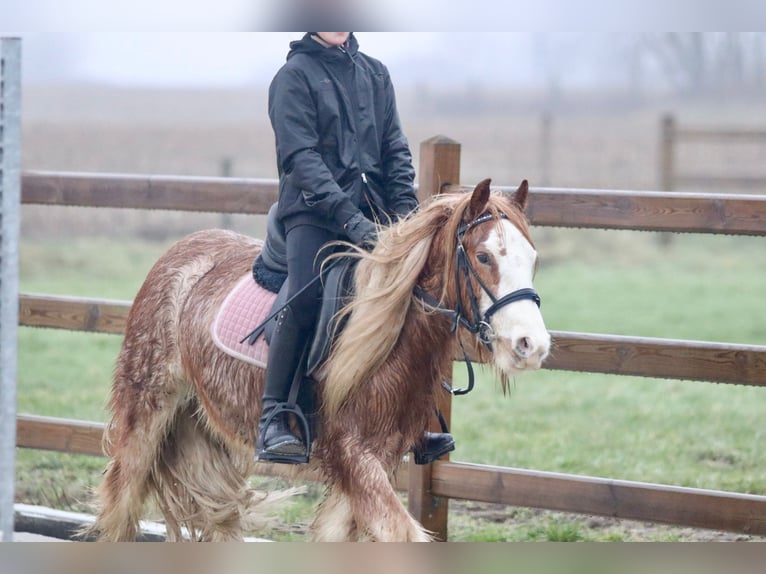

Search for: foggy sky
xmin=9 ymin=32 xmax=631 ymax=92
xmin=4 ymin=0 xmax=765 ymax=32
xmin=4 ymin=0 xmax=766 ymax=91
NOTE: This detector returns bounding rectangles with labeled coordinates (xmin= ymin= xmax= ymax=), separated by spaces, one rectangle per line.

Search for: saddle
xmin=213 ymin=257 xmax=357 ymax=375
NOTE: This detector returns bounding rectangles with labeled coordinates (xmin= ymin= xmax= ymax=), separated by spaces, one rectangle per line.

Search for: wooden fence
xmin=660 ymin=113 xmax=766 ymax=192
xmin=16 ymin=136 xmax=766 ymax=541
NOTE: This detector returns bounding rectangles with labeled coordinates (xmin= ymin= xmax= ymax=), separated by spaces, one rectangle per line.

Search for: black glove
xmin=343 ymin=212 xmax=378 ymax=250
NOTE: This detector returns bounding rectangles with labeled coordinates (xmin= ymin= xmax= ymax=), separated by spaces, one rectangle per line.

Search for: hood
xmin=286 ymin=33 xmax=358 ymax=62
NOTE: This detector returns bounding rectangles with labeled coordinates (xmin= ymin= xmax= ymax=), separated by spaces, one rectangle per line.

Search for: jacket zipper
xmin=338 ymin=45 xmax=370 ymax=215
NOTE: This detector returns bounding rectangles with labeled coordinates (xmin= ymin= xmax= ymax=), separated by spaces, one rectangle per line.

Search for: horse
xmin=85 ymin=178 xmax=550 ymax=542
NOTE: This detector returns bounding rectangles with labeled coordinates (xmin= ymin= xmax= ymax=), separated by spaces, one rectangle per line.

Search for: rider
xmin=255 ymin=32 xmax=455 ymax=464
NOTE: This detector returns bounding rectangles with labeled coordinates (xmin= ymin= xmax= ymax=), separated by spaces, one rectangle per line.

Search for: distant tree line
xmin=638 ymin=32 xmax=766 ymax=97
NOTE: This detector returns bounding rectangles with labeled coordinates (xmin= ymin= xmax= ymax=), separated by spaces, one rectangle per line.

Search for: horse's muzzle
xmin=502 ymin=330 xmax=551 ymax=371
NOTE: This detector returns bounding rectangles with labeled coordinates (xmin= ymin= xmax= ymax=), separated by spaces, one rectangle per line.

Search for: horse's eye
xmin=476 ymin=252 xmax=491 ymax=265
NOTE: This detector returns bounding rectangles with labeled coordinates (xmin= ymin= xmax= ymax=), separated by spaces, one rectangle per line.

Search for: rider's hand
xmin=343 ymin=212 xmax=378 ymax=251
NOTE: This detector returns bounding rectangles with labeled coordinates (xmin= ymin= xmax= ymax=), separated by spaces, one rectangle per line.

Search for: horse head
xmin=322 ymin=179 xmax=550 ymax=418
xmin=450 ymin=178 xmax=550 ymax=378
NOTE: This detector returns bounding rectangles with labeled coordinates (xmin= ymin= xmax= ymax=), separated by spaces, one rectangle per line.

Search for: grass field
xmin=13 ymin=85 xmax=766 ymax=540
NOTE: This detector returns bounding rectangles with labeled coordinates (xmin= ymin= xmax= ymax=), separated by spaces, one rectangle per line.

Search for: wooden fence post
xmin=660 ymin=114 xmax=676 ymax=192
xmin=540 ymin=112 xmax=552 ymax=187
xmin=408 ymin=136 xmax=461 ymax=541
xmin=416 ymin=135 xmax=461 ymax=204
xmin=219 ymin=157 xmax=234 ymax=229
xmin=659 ymin=114 xmax=676 ymax=246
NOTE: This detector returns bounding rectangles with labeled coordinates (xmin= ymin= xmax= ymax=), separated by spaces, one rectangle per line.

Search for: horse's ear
xmin=511 ymin=179 xmax=529 ymax=211
xmin=467 ymin=178 xmax=492 ymax=220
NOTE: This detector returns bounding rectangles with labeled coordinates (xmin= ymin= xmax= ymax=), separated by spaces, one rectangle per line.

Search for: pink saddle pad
xmin=211 ymin=274 xmax=276 ymax=367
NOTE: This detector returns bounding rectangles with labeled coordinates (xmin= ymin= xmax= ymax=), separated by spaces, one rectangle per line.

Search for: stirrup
xmin=256 ymin=402 xmax=311 ymax=465
xmin=413 ymin=432 xmax=456 ymax=465
xmin=413 ymin=407 xmax=455 ymax=465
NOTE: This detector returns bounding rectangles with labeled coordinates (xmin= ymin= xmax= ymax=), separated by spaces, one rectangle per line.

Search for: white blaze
xmin=480 ymin=221 xmax=550 ymax=372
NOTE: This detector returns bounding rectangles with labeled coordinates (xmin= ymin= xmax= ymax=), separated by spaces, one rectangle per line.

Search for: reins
xmin=414 ymin=211 xmax=541 ymax=396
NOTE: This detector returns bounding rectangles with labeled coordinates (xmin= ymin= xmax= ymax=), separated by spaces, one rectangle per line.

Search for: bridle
xmin=413 ymin=211 xmax=541 ymax=395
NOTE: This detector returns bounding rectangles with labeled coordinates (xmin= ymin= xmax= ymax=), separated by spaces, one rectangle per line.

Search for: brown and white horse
xmin=86 ymin=179 xmax=550 ymax=542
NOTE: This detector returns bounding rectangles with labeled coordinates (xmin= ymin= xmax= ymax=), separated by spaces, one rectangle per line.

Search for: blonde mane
xmin=322 ymin=190 xmax=530 ymax=419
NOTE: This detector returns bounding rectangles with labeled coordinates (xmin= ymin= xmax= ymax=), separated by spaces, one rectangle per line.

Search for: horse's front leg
xmin=343 ymin=451 xmax=432 ymax=542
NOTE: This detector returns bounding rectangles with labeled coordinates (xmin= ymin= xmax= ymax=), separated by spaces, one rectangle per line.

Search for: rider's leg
xmin=256 ymin=224 xmax=335 ymax=462
xmin=256 ymin=303 xmax=312 ymax=458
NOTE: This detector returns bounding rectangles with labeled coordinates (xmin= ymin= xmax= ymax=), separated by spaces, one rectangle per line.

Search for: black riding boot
xmin=413 ymin=432 xmax=456 ymax=465
xmin=256 ymin=305 xmax=311 ymax=463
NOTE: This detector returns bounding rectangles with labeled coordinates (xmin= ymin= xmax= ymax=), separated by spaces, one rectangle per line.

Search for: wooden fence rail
xmin=22 ymin=171 xmax=279 ymax=213
xmin=18 ymin=294 xmax=766 ymax=387
xmin=431 ymin=462 xmax=766 ymax=535
xmin=15 ymin=135 xmax=766 ymax=540
xmin=23 ymin=171 xmax=766 ymax=236
xmin=17 ymin=414 xmax=766 ymax=536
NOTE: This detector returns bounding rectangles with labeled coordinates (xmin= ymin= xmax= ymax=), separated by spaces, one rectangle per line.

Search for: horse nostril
xmin=515 ymin=336 xmax=533 ymax=358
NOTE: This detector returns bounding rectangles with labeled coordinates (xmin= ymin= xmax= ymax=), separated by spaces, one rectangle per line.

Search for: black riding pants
xmin=284 ymin=224 xmax=338 ymax=330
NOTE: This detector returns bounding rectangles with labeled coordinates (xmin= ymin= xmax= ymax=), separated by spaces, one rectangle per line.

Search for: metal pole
xmin=0 ymin=37 xmax=22 ymax=542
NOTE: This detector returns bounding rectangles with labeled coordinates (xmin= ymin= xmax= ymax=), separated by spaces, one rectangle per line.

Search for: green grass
xmin=534 ymin=228 xmax=766 ymax=343
xmin=13 ymin=229 xmax=766 ymax=540
xmin=20 ymin=236 xmax=173 ymax=299
xmin=452 ymin=512 xmax=586 ymax=542
xmin=451 ymin=370 xmax=766 ymax=493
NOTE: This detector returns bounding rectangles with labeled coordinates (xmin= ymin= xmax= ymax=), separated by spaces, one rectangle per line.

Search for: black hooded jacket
xmin=268 ymin=33 xmax=417 ymax=233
